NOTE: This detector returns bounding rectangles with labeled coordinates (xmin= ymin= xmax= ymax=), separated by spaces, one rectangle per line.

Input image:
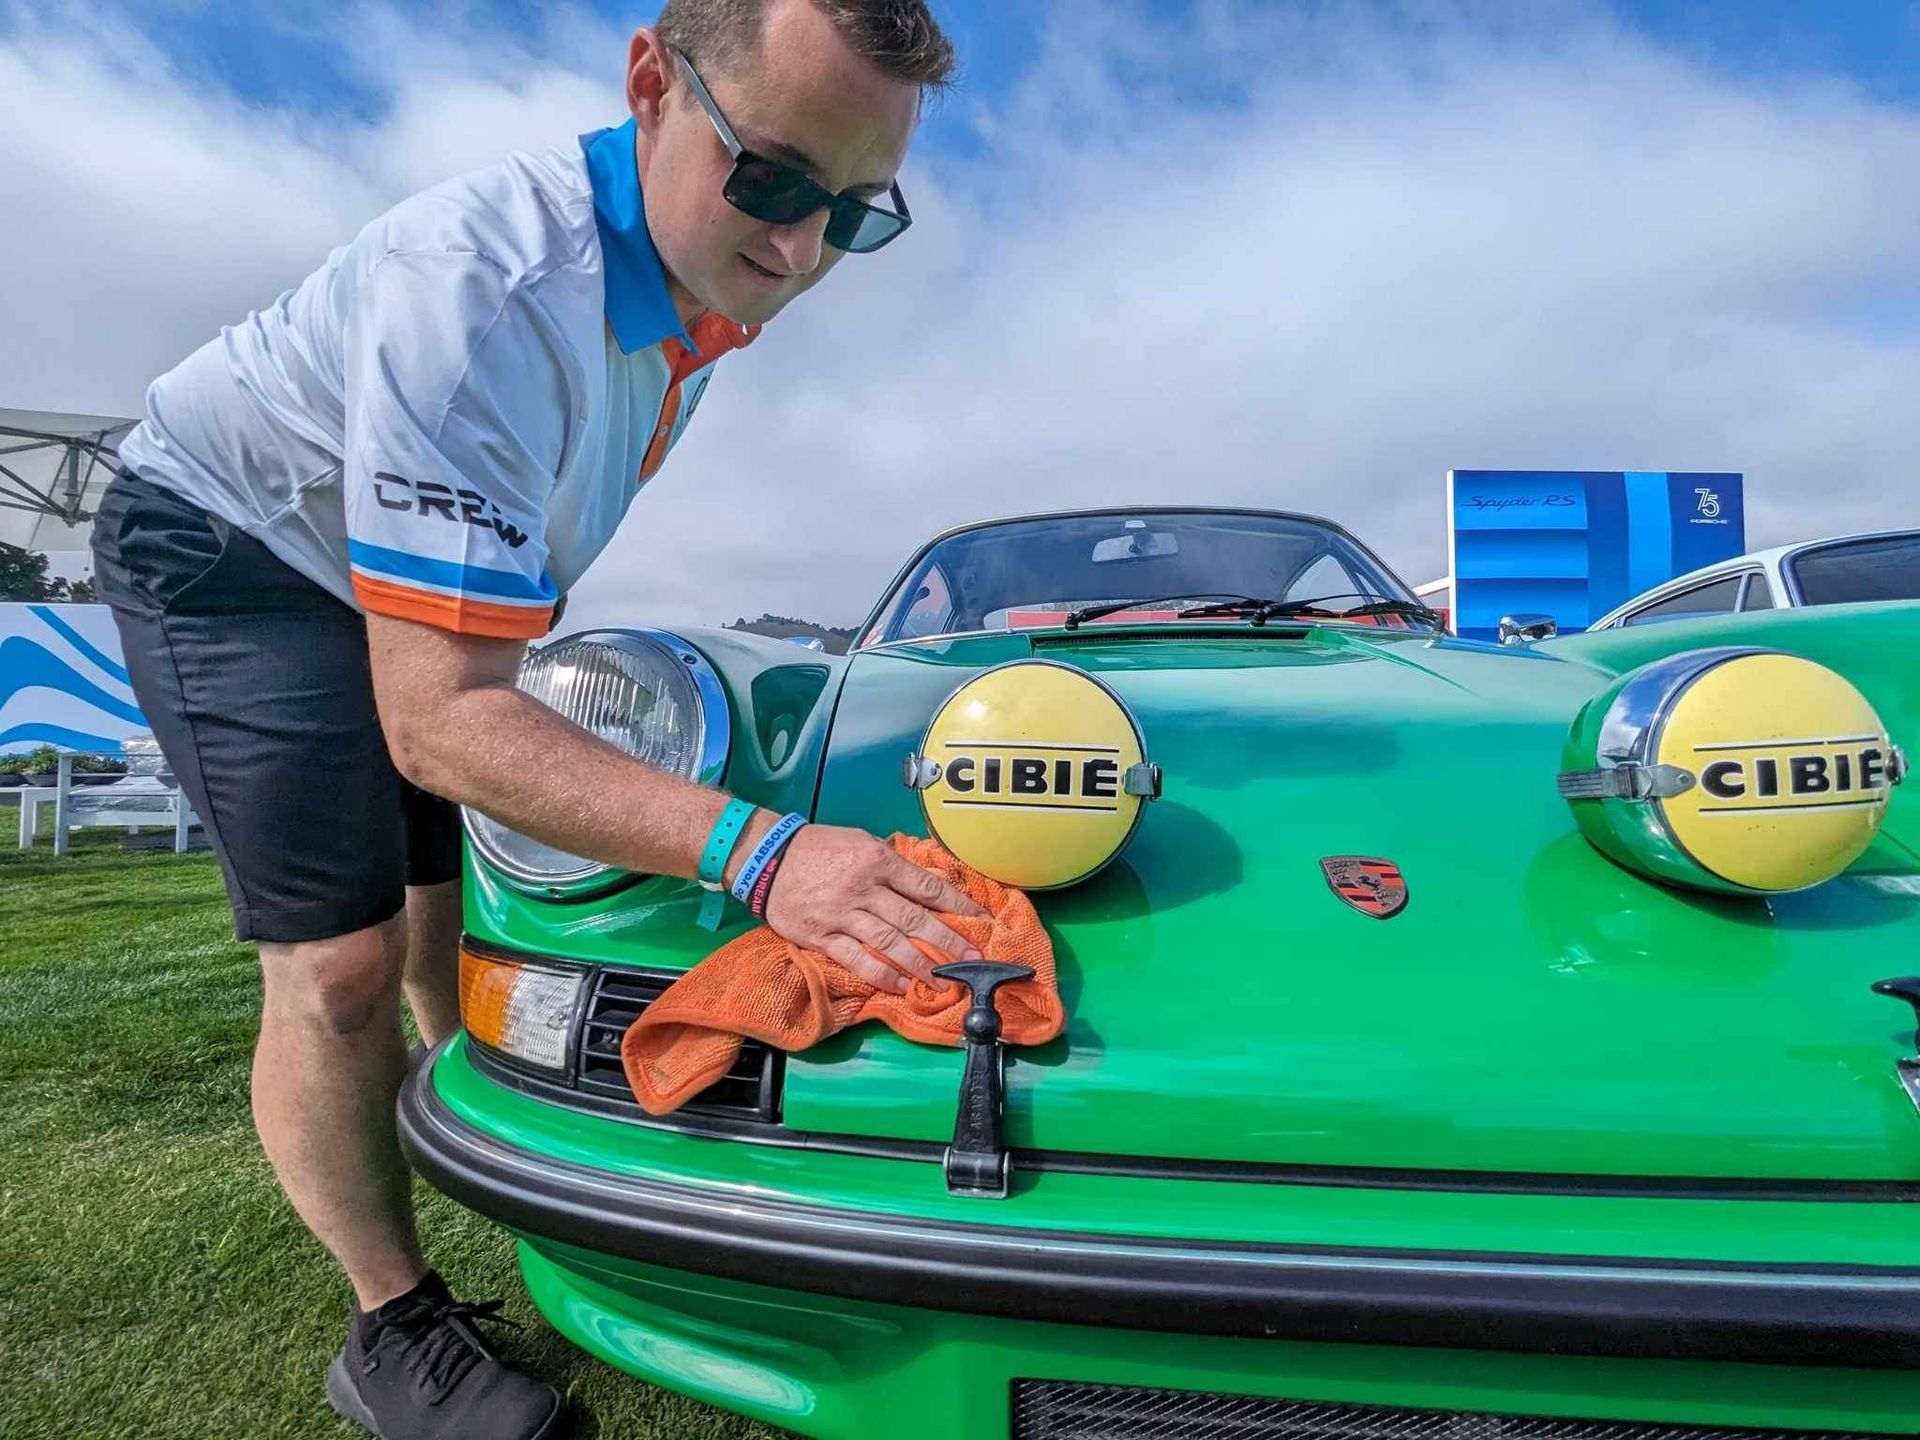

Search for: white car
xmin=1586 ymin=528 xmax=1920 ymax=630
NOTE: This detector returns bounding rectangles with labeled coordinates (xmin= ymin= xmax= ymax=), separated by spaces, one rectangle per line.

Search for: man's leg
xmin=400 ymin=783 xmax=467 ymax=1051
xmin=93 ymin=471 xmax=559 ymax=1436
xmin=401 ymin=881 xmax=463 ymax=1051
xmin=94 ymin=474 xmax=428 ymax=1312
xmin=252 ymin=917 xmax=426 ymax=1311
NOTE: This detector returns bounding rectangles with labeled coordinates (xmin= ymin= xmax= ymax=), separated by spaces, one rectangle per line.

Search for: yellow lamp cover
xmin=1560 ymin=648 xmax=1906 ymax=894
xmin=1657 ymin=652 xmax=1898 ymax=891
xmin=904 ymin=660 xmax=1159 ymax=889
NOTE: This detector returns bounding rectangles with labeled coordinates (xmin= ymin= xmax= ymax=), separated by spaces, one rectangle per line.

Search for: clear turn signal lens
xmin=458 ymin=947 xmax=585 ymax=1072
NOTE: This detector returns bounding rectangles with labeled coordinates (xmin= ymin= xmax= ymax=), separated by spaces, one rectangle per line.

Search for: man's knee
xmin=261 ymin=918 xmax=408 ymax=1036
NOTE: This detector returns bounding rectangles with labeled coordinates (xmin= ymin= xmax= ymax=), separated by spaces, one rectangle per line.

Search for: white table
xmin=16 ymin=785 xmax=59 ymax=849
xmin=15 ymin=753 xmax=197 ymax=855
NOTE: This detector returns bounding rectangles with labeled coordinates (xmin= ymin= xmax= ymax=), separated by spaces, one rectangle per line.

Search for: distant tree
xmin=0 ymin=542 xmax=95 ymax=603
xmin=724 ymin=611 xmax=857 ymax=655
xmin=1 ymin=543 xmax=62 ymax=600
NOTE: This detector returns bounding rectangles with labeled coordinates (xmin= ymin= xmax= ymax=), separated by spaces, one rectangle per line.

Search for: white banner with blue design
xmin=0 ymin=603 xmax=146 ymax=755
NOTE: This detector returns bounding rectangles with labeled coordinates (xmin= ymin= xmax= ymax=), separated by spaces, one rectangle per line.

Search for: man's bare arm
xmin=365 ymin=614 xmax=986 ymax=992
xmin=368 ymin=615 xmax=736 ymax=880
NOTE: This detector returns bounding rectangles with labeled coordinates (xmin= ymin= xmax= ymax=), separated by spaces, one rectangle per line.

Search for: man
xmin=91 ymin=3 xmax=972 ymax=1437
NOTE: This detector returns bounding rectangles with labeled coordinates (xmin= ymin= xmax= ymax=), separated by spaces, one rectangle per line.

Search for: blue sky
xmin=71 ymin=1 xmax=1920 ymax=150
xmin=1615 ymin=0 xmax=1920 ymax=102
xmin=5 ymin=0 xmax=1919 ymax=626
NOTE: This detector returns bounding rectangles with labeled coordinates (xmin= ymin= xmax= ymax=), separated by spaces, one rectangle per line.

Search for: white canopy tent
xmin=0 ymin=407 xmax=136 ymax=556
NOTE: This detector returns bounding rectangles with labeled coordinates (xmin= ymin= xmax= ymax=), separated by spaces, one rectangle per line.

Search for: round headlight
xmin=463 ymin=629 xmax=729 ymax=896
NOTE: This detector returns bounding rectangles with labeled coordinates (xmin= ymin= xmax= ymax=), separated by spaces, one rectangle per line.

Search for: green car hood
xmin=787 ymin=613 xmax=1920 ymax=1181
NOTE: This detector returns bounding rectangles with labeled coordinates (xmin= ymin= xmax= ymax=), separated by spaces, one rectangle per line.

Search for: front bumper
xmin=401 ymin=1040 xmax=1920 ymax=1437
xmin=401 ymin=1053 xmax=1920 ymax=1368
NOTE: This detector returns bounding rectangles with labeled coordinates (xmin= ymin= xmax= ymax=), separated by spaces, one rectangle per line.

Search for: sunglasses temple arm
xmin=671 ymin=47 xmax=746 ymax=158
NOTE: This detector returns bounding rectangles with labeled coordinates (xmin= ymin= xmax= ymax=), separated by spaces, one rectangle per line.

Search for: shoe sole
xmin=324 ymin=1355 xmax=382 ymax=1434
xmin=325 ymin=1354 xmax=565 ymax=1439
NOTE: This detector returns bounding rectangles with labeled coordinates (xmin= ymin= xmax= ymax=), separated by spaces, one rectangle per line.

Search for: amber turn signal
xmin=458 ymin=946 xmax=586 ymax=1072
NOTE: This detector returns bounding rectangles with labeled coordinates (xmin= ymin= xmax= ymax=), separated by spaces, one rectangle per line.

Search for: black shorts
xmin=91 ymin=470 xmax=461 ymax=944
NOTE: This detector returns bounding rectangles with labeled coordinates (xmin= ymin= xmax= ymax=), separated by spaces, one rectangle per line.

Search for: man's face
xmin=629 ymin=0 xmax=921 ymax=328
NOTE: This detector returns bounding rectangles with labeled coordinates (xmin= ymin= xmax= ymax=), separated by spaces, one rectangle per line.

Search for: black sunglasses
xmin=669 ymin=47 xmax=912 ymax=254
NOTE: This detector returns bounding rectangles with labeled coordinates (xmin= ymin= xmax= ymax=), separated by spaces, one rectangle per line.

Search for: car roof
xmin=1588 ymin=526 xmax=1920 ymax=628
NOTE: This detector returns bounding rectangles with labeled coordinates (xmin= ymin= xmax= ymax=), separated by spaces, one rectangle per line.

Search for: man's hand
xmin=745 ymin=823 xmax=989 ymax=993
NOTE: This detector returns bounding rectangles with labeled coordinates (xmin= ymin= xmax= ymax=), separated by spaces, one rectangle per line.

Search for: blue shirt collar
xmin=582 ymin=118 xmax=692 ymax=354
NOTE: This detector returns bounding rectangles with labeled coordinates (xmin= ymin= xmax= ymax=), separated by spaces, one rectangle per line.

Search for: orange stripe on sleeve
xmin=352 ymin=573 xmax=552 ymax=639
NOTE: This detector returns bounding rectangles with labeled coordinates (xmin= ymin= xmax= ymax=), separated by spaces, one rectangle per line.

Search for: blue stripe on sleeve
xmin=347 ymin=541 xmax=556 ymax=603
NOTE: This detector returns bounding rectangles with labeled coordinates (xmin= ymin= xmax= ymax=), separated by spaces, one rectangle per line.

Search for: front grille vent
xmin=571 ymin=967 xmax=782 ymax=1122
xmin=1010 ymin=1382 xmax=1901 ymax=1440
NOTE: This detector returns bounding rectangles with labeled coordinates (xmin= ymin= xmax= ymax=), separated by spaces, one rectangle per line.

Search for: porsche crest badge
xmin=1321 ymin=856 xmax=1408 ymax=919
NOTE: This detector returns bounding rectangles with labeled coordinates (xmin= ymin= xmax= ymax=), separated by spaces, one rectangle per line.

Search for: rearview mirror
xmin=1497 ymin=613 xmax=1558 ymax=647
xmin=1091 ymin=530 xmax=1179 ymax=563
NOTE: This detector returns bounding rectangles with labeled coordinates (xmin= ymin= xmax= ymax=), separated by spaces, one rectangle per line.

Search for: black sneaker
xmin=324 ymin=1271 xmax=563 ymax=1440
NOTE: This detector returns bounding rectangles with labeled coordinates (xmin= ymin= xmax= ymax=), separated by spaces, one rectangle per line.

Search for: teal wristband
xmin=696 ymin=798 xmax=759 ymax=930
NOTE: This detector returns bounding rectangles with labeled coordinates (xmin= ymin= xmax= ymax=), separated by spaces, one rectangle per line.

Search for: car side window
xmin=895 ymin=565 xmax=955 ymax=640
xmin=1285 ymin=552 xmax=1358 ymax=602
xmin=1621 ymin=575 xmax=1744 ymax=626
xmin=1789 ymin=534 xmax=1920 ymax=605
xmin=1740 ymin=573 xmax=1775 ymax=611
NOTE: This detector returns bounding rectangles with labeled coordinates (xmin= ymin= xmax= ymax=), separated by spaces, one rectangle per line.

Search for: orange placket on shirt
xmin=637 ymin=316 xmax=760 ymax=483
xmin=638 ymin=377 xmax=683 ymax=482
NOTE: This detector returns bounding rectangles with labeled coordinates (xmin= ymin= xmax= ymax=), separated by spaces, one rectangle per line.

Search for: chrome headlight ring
xmin=462 ymin=628 xmax=730 ymax=899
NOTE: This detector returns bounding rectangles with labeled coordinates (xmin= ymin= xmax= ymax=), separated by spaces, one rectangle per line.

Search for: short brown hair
xmin=656 ymin=0 xmax=956 ymax=90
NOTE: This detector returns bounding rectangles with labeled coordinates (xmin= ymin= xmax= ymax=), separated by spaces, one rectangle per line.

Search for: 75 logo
xmin=1694 ymin=488 xmax=1722 ymax=519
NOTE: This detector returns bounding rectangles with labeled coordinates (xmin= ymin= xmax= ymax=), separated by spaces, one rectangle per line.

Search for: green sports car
xmin=401 ymin=507 xmax=1920 ymax=1439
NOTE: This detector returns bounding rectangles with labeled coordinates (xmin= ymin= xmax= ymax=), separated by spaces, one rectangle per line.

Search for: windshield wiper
xmin=1177 ymin=594 xmax=1446 ymax=630
xmin=1064 ymin=592 xmax=1446 ymax=633
xmin=1338 ymin=599 xmax=1446 ymax=629
xmin=1062 ymin=593 xmax=1265 ymax=630
xmin=1178 ymin=597 xmax=1336 ymax=625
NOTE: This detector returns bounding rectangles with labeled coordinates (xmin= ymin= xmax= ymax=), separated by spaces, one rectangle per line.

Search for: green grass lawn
xmin=0 ymin=822 xmax=779 ymax=1440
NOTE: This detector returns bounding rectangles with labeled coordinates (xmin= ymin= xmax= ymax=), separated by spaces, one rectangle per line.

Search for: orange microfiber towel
xmin=621 ymin=834 xmax=1063 ymax=1115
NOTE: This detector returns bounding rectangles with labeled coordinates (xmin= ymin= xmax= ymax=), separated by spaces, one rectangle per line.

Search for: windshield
xmin=858 ymin=511 xmax=1417 ymax=648
xmin=1789 ymin=533 xmax=1920 ymax=606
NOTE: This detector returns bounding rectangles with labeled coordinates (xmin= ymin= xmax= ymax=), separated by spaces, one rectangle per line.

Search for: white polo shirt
xmin=118 ymin=118 xmax=757 ymax=639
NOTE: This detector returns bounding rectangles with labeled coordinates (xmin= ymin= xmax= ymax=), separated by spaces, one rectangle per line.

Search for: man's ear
xmin=626 ymin=26 xmax=672 ymax=127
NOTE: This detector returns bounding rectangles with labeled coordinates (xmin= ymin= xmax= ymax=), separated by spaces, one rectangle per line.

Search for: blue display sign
xmin=1447 ymin=470 xmax=1744 ymax=641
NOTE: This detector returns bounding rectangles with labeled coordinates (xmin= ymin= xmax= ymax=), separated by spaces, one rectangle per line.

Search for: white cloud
xmin=3 ymin=0 xmax=1918 ymax=635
